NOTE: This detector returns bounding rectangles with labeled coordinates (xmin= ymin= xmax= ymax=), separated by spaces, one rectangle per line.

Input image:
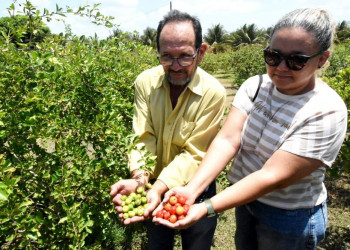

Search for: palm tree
xmin=141 ymin=27 xmax=157 ymax=48
xmin=108 ymin=28 xmax=141 ymax=44
xmin=228 ymin=23 xmax=267 ymax=48
xmin=109 ymin=28 xmax=124 ymax=38
xmin=336 ymin=20 xmax=350 ymax=43
xmin=204 ymin=24 xmax=226 ymax=45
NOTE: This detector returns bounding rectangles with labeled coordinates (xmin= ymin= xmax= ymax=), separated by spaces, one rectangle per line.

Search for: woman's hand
xmin=161 ymin=186 xmax=197 ymax=206
xmin=152 ymin=186 xmax=205 ymax=229
xmin=153 ymin=201 xmax=208 ymax=229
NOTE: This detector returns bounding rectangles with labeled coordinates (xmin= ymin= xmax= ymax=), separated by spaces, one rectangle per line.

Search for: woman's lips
xmin=275 ymin=74 xmax=292 ymax=80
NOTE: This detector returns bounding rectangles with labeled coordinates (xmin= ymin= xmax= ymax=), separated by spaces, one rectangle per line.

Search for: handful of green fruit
xmin=120 ymin=183 xmax=152 ymax=219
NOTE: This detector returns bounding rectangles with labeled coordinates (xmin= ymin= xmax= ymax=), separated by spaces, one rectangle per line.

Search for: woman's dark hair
xmin=156 ymin=9 xmax=202 ymax=51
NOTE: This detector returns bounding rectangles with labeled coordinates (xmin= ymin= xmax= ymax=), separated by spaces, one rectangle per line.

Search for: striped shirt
xmin=227 ymin=74 xmax=348 ymax=209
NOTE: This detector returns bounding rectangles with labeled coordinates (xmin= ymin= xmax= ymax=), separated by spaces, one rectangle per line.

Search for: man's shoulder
xmin=137 ymin=65 xmax=164 ymax=79
xmin=135 ymin=65 xmax=164 ymax=88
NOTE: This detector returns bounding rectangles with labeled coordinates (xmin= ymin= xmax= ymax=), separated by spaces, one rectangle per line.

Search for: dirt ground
xmin=215 ymin=74 xmax=237 ymax=108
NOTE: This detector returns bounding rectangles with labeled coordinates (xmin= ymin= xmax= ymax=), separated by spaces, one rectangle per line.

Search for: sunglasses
xmin=263 ymin=47 xmax=323 ymax=71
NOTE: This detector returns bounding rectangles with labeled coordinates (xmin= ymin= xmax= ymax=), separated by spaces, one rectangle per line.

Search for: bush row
xmin=0 ymin=35 xmax=157 ymax=248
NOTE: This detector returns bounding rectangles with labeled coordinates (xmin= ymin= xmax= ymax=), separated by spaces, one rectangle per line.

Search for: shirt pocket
xmin=173 ymin=119 xmax=196 ymax=146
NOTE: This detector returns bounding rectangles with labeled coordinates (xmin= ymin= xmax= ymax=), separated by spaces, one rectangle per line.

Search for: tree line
xmin=107 ymin=21 xmax=350 ymax=52
xmin=2 ymin=6 xmax=349 ymax=52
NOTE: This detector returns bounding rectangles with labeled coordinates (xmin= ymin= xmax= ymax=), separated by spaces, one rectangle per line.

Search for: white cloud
xmin=171 ymin=0 xmax=260 ymax=14
xmin=98 ymin=0 xmax=138 ymax=7
xmin=31 ymin=0 xmax=51 ymax=9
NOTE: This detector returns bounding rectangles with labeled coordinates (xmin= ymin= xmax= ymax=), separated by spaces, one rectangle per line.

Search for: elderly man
xmin=110 ymin=9 xmax=226 ymax=250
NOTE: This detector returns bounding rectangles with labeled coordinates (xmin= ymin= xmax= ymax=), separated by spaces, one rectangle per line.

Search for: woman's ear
xmin=318 ymin=50 xmax=330 ymax=68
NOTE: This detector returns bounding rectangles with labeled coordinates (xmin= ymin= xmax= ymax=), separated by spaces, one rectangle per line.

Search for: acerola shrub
xmin=324 ymin=66 xmax=350 ymax=177
xmin=0 ymin=31 xmax=157 ymax=248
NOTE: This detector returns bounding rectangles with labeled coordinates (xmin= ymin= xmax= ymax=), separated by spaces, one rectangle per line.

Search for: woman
xmin=153 ymin=8 xmax=348 ymax=249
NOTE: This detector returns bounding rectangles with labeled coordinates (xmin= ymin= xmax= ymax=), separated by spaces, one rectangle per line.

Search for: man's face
xmin=158 ymin=21 xmax=203 ymax=86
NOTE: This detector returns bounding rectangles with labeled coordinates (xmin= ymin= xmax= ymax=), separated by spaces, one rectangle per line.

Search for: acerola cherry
xmin=183 ymin=204 xmax=190 ymax=215
xmin=169 ymin=195 xmax=178 ymax=205
xmin=163 ymin=210 xmax=171 ymax=220
xmin=178 ymin=214 xmax=185 ymax=220
xmin=170 ymin=206 xmax=177 ymax=215
xmin=164 ymin=203 xmax=172 ymax=211
xmin=156 ymin=210 xmax=163 ymax=218
xmin=175 ymin=206 xmax=184 ymax=216
xmin=169 ymin=214 xmax=177 ymax=223
xmin=177 ymin=196 xmax=186 ymax=205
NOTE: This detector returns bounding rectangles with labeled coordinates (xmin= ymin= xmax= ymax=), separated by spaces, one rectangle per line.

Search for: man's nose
xmin=170 ymin=58 xmax=182 ymax=70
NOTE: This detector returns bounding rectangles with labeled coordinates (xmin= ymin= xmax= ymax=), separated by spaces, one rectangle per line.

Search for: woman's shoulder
xmin=314 ymin=80 xmax=347 ymax=110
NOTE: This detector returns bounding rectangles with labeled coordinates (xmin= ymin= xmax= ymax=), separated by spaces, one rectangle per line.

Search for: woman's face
xmin=266 ymin=27 xmax=329 ymax=95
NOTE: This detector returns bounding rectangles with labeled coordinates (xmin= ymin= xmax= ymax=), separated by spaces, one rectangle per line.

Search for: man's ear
xmin=197 ymin=43 xmax=208 ymax=63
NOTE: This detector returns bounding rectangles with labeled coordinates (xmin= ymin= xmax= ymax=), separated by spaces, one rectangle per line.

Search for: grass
xmin=209 ymin=172 xmax=350 ymax=250
xmin=212 ymin=180 xmax=236 ymax=250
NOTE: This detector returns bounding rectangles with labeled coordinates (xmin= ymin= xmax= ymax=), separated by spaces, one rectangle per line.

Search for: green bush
xmin=201 ymin=51 xmax=232 ymax=74
xmin=325 ymin=43 xmax=350 ymax=78
xmin=324 ymin=66 xmax=350 ymax=177
xmin=0 ymin=34 xmax=157 ymax=248
xmin=201 ymin=44 xmax=266 ymax=86
xmin=0 ymin=15 xmax=51 ymax=47
xmin=226 ymin=44 xmax=266 ymax=86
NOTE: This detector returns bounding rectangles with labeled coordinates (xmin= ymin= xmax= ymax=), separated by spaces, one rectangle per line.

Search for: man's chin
xmin=167 ymin=76 xmax=190 ymax=86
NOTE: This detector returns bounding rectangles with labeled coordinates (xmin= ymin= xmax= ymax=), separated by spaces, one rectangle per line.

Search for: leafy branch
xmin=3 ymin=0 xmax=116 ymax=48
xmin=9 ymin=0 xmax=115 ymax=27
xmin=127 ymin=135 xmax=157 ymax=176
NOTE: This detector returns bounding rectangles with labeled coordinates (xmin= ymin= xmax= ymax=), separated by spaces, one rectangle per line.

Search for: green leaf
xmin=0 ymin=187 xmax=8 ymax=201
xmin=31 ymin=51 xmax=38 ymax=60
xmin=20 ymin=200 xmax=34 ymax=208
xmin=58 ymin=217 xmax=68 ymax=224
xmin=1 ymin=31 xmax=8 ymax=40
xmin=36 ymin=211 xmax=44 ymax=223
xmin=27 ymin=233 xmax=38 ymax=240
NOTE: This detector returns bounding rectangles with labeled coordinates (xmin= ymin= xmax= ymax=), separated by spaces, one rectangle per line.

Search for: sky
xmin=0 ymin=0 xmax=349 ymax=39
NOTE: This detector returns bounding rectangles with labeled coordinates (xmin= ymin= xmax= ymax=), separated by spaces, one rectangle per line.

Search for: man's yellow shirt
xmin=129 ymin=65 xmax=226 ymax=189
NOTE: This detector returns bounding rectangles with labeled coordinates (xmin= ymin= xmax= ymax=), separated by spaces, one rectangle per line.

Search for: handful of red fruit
xmin=155 ymin=195 xmax=189 ymax=223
